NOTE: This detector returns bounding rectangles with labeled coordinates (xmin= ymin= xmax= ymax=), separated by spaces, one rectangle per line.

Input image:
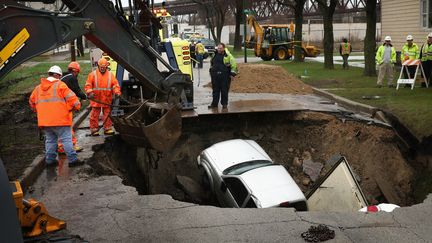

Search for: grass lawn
xmin=0 ymin=61 xmax=92 ymax=100
xmin=272 ymin=60 xmax=432 ymax=139
xmin=226 ymin=46 xmax=255 ymax=58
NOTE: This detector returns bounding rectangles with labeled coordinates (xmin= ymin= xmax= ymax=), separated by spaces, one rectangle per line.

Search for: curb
xmin=18 ymin=107 xmax=90 ymax=191
xmin=312 ymin=87 xmax=419 ymax=149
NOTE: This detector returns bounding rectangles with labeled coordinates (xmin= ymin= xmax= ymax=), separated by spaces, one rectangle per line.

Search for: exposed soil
xmin=205 ymin=63 xmax=313 ymax=94
xmin=89 ymin=111 xmax=416 ymax=206
xmin=0 ymin=96 xmax=44 ymax=180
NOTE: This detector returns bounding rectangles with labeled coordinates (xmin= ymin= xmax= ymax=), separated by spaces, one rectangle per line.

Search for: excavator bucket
xmin=111 ymin=102 xmax=182 ymax=152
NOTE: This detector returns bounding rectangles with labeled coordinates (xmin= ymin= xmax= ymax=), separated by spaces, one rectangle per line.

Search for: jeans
xmin=196 ymin=54 xmax=203 ymax=68
xmin=43 ymin=126 xmax=77 ymax=163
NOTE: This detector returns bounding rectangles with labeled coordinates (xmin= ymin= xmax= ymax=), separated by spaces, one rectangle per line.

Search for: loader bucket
xmin=111 ymin=102 xmax=182 ymax=152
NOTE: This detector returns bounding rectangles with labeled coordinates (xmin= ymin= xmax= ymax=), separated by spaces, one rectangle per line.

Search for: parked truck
xmin=246 ymin=15 xmax=320 ymax=61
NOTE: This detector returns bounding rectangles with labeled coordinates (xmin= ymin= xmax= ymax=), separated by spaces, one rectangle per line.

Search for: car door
xmin=219 ymin=175 xmax=253 ymax=208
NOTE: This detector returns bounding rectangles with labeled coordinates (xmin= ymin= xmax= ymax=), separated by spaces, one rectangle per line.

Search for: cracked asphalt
xmin=27 ymin=57 xmax=432 ymax=242
xmin=34 ymin=174 xmax=432 ymax=242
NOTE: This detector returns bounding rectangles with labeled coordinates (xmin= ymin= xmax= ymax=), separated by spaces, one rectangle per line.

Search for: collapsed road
xmin=11 ymin=63 xmax=430 ymax=242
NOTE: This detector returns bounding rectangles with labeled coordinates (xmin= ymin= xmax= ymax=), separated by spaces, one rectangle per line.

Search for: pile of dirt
xmin=230 ymin=63 xmax=313 ymax=94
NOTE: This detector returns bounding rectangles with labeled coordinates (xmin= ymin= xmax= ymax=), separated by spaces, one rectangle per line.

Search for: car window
xmin=223 ymin=177 xmax=249 ymax=206
xmin=244 ymin=197 xmax=257 ymax=208
xmin=223 ymin=160 xmax=272 ymax=175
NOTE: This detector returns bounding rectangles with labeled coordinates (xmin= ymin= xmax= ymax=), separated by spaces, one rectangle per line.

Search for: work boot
xmin=74 ymin=145 xmax=83 ymax=152
xmin=208 ymin=104 xmax=217 ymax=109
xmin=222 ymin=105 xmax=228 ymax=109
xmin=91 ymin=131 xmax=100 ymax=136
xmin=69 ymin=159 xmax=84 ymax=167
xmin=104 ymin=129 xmax=115 ymax=135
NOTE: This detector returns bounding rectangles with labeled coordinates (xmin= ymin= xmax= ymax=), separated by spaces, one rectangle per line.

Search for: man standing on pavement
xmin=85 ymin=58 xmax=121 ymax=136
xmin=29 ymin=65 xmax=83 ymax=167
xmin=58 ymin=61 xmax=86 ymax=153
xmin=376 ymin=36 xmax=396 ymax=88
xmin=195 ymin=40 xmax=205 ymax=68
xmin=401 ymin=35 xmax=419 ymax=80
xmin=208 ymin=43 xmax=238 ymax=109
xmin=190 ymin=40 xmax=196 ymax=68
xmin=420 ymin=33 xmax=432 ymax=87
xmin=339 ymin=38 xmax=352 ymax=69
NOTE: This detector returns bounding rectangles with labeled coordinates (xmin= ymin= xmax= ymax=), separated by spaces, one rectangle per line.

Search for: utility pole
xmin=243 ymin=5 xmax=250 ymax=63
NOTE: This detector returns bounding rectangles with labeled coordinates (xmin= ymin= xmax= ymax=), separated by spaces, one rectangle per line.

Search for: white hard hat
xmin=384 ymin=36 xmax=392 ymax=41
xmin=48 ymin=65 xmax=62 ymax=75
xmin=406 ymin=35 xmax=413 ymax=41
xmin=428 ymin=33 xmax=432 ymax=38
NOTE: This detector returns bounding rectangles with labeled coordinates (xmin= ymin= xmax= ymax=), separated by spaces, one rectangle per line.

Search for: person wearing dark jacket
xmin=61 ymin=62 xmax=87 ymax=100
xmin=208 ymin=43 xmax=238 ymax=109
xmin=58 ymin=61 xmax=86 ymax=153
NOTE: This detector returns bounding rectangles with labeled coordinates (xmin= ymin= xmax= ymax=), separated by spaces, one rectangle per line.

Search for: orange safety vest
xmin=85 ymin=70 xmax=121 ymax=107
xmin=29 ymin=78 xmax=81 ymax=127
xmin=341 ymin=42 xmax=351 ymax=55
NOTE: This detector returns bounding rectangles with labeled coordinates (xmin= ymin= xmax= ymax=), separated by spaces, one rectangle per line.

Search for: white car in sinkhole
xmin=197 ymin=139 xmax=308 ymax=210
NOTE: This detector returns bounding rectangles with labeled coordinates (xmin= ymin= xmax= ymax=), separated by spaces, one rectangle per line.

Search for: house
xmin=381 ymin=0 xmax=431 ymax=49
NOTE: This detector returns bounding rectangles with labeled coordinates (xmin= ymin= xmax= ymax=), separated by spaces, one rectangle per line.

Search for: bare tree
xmin=192 ymin=0 xmax=229 ymax=43
xmin=316 ymin=0 xmax=337 ymax=69
xmin=233 ymin=0 xmax=244 ymax=51
xmin=364 ymin=0 xmax=377 ymax=76
xmin=277 ymin=0 xmax=307 ymax=62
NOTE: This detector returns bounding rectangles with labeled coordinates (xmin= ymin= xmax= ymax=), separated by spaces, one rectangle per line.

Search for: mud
xmin=88 ymin=111 xmax=417 ymax=206
xmin=205 ymin=63 xmax=313 ymax=94
xmin=0 ymin=97 xmax=44 ymax=180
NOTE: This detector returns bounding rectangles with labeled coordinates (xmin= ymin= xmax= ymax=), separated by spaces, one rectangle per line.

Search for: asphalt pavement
xmin=24 ymin=55 xmax=432 ymax=243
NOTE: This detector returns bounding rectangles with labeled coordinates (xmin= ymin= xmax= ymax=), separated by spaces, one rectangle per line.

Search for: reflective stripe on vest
xmin=93 ymin=70 xmax=113 ymax=91
xmin=342 ymin=43 xmax=350 ymax=55
xmin=34 ymin=82 xmax=66 ymax=105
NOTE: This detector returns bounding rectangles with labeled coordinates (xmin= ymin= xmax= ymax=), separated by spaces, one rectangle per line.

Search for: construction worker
xmin=195 ymin=40 xmax=205 ymax=68
xmin=339 ymin=38 xmax=352 ymax=69
xmin=190 ymin=40 xmax=196 ymax=68
xmin=208 ymin=43 xmax=238 ymax=109
xmin=401 ymin=35 xmax=420 ymax=82
xmin=85 ymin=58 xmax=121 ymax=136
xmin=29 ymin=65 xmax=83 ymax=167
xmin=58 ymin=61 xmax=86 ymax=153
xmin=420 ymin=33 xmax=432 ymax=87
xmin=376 ymin=36 xmax=396 ymax=88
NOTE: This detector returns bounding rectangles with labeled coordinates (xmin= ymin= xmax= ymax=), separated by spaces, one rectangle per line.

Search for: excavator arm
xmin=0 ymin=0 xmax=192 ymax=98
xmin=0 ymin=0 xmax=193 ymax=152
xmin=245 ymin=15 xmax=264 ymax=57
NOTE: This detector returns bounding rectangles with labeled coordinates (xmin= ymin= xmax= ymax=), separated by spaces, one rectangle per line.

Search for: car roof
xmin=203 ymin=139 xmax=272 ymax=173
xmin=239 ymin=165 xmax=306 ymax=208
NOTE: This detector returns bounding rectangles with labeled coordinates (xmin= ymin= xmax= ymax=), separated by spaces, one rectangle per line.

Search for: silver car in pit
xmin=197 ymin=139 xmax=308 ymax=210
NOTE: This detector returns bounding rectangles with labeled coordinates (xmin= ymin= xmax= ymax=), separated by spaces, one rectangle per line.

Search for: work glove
xmin=114 ymin=93 xmax=121 ymax=99
xmin=230 ymin=71 xmax=237 ymax=77
xmin=87 ymin=92 xmax=95 ymax=99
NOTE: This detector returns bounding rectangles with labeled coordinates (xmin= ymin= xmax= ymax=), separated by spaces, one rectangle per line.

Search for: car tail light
xmin=183 ymin=61 xmax=190 ymax=65
xmin=183 ymin=51 xmax=190 ymax=55
xmin=366 ymin=205 xmax=379 ymax=213
xmin=183 ymin=56 xmax=190 ymax=60
xmin=182 ymin=46 xmax=189 ymax=50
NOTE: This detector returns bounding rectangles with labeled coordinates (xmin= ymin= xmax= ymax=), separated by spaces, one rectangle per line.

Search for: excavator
xmin=245 ymin=15 xmax=320 ymax=61
xmin=0 ymin=0 xmax=194 ymax=152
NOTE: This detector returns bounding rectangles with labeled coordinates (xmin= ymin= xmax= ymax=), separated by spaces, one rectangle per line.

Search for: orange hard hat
xmin=97 ymin=58 xmax=109 ymax=68
xmin=68 ymin=61 xmax=80 ymax=72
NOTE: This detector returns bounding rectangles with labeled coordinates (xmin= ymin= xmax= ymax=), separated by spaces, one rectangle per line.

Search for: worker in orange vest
xmin=29 ymin=65 xmax=83 ymax=167
xmin=339 ymin=38 xmax=352 ymax=69
xmin=58 ymin=61 xmax=86 ymax=153
xmin=85 ymin=58 xmax=121 ymax=136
